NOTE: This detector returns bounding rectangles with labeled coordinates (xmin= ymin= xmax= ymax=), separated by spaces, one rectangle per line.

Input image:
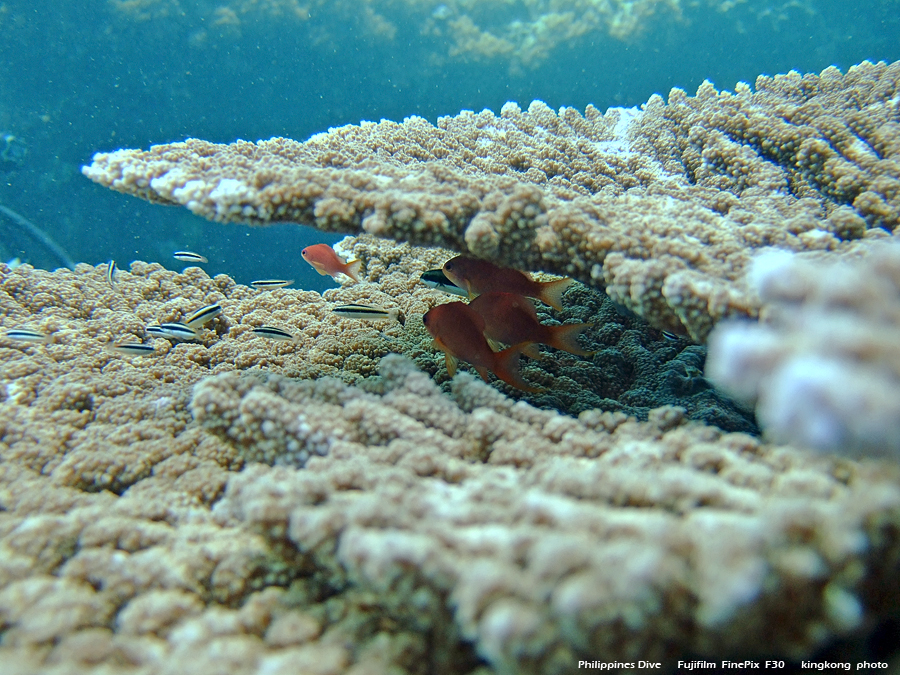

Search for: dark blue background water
xmin=0 ymin=0 xmax=896 ymax=291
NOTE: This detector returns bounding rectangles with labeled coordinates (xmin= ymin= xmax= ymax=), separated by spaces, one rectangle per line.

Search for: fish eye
xmin=301 ymin=248 xmax=308 ymax=256
xmin=445 ymin=261 xmax=453 ymax=269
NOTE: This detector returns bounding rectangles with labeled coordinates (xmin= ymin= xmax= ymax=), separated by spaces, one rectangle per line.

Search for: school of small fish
xmin=2 ymin=244 xmax=594 ymax=392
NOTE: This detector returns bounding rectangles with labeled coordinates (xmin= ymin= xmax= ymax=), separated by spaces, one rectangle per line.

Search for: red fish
xmin=423 ymin=302 xmax=539 ymax=392
xmin=469 ymin=292 xmax=594 ymax=358
xmin=442 ymin=256 xmax=574 ymax=311
xmin=301 ymin=244 xmax=362 ymax=282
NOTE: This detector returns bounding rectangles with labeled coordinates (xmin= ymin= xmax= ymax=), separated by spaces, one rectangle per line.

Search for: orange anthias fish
xmin=468 ymin=292 xmax=594 ymax=358
xmin=423 ymin=302 xmax=539 ymax=393
xmin=442 ymin=256 xmax=574 ymax=311
xmin=301 ymin=244 xmax=362 ymax=282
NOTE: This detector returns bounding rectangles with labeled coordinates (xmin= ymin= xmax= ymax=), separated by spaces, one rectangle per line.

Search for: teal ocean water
xmin=0 ymin=0 xmax=897 ymax=289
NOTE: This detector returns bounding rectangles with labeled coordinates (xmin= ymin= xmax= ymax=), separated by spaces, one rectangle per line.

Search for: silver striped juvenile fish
xmin=250 ymin=279 xmax=294 ymax=290
xmin=110 ymin=342 xmax=158 ymax=356
xmin=146 ymin=322 xmax=199 ymax=341
xmin=185 ymin=304 xmax=223 ymax=329
xmin=419 ymin=269 xmax=466 ymax=296
xmin=106 ymin=260 xmax=117 ymax=288
xmin=251 ymin=326 xmax=295 ymax=341
xmin=3 ymin=328 xmax=51 ymax=344
xmin=174 ymin=251 xmax=208 ymax=263
xmin=332 ymin=303 xmax=405 ymax=325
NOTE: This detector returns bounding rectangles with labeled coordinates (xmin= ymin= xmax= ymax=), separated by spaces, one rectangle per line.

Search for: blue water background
xmin=0 ymin=0 xmax=896 ymax=292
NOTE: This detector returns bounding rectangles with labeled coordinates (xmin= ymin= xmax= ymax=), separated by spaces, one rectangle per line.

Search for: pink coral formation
xmin=707 ymin=241 xmax=900 ymax=458
xmin=83 ymin=60 xmax=900 ymax=341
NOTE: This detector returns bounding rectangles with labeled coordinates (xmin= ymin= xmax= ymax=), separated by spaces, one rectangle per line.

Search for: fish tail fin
xmin=494 ymin=344 xmax=543 ymax=393
xmin=548 ymin=323 xmax=595 ymax=356
xmin=344 ymin=259 xmax=362 ymax=283
xmin=538 ymin=278 xmax=575 ymax=311
xmin=443 ymin=351 xmax=459 ymax=377
xmin=487 ymin=337 xmax=540 ymax=360
xmin=523 ymin=342 xmax=541 ymax=360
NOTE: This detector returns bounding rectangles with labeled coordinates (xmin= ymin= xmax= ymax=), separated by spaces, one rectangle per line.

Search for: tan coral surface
xmin=1 ymin=254 xmax=899 ymax=673
xmin=0 ymin=251 xmax=454 ymax=674
xmin=83 ymin=61 xmax=900 ymax=341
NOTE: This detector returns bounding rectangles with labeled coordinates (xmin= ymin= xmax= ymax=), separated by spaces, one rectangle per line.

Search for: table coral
xmin=83 ymin=60 xmax=900 ymax=341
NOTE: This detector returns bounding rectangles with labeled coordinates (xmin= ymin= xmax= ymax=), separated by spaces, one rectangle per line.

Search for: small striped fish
xmin=3 ymin=328 xmax=50 ymax=344
xmin=250 ymin=279 xmax=294 ymax=290
xmin=173 ymin=251 xmax=208 ymax=263
xmin=110 ymin=342 xmax=158 ymax=356
xmin=419 ymin=269 xmax=466 ymax=296
xmin=251 ymin=326 xmax=295 ymax=341
xmin=146 ymin=322 xmax=199 ymax=341
xmin=106 ymin=260 xmax=117 ymax=288
xmin=184 ymin=304 xmax=223 ymax=329
xmin=332 ymin=303 xmax=404 ymax=325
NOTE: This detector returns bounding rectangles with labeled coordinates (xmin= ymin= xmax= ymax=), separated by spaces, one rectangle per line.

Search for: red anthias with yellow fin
xmin=442 ymin=256 xmax=574 ymax=311
xmin=301 ymin=243 xmax=362 ymax=282
xmin=468 ymin=292 xmax=595 ymax=359
xmin=423 ymin=301 xmax=540 ymax=393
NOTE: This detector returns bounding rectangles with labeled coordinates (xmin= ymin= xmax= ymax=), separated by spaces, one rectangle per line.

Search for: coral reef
xmin=487 ymin=281 xmax=757 ymax=433
xmin=105 ymin=0 xmax=697 ymax=69
xmin=201 ymin=356 xmax=900 ymax=671
xmin=0 ymin=460 xmax=443 ymax=675
xmin=1 ymin=248 xmax=899 ymax=672
xmin=7 ymin=58 xmax=900 ymax=672
xmin=707 ymin=241 xmax=900 ymax=458
xmin=105 ymin=0 xmax=881 ymax=71
xmin=0 ymin=235 xmax=755 ymax=471
xmin=83 ymin=60 xmax=900 ymax=341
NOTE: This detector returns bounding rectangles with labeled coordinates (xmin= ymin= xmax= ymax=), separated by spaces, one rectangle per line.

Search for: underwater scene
xmin=1 ymin=0 xmax=900 ymax=672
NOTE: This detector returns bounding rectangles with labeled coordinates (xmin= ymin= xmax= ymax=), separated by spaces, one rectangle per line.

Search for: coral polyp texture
xmin=83 ymin=60 xmax=900 ymax=342
xmin=202 ymin=357 xmax=900 ymax=669
xmin=707 ymin=241 xmax=900 ymax=458
xmin=1 ymin=249 xmax=899 ymax=673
